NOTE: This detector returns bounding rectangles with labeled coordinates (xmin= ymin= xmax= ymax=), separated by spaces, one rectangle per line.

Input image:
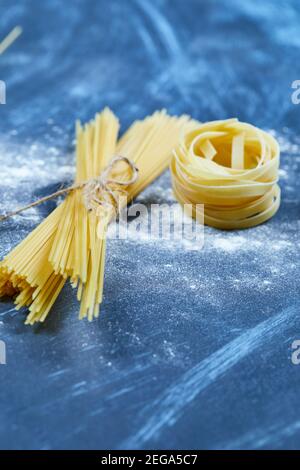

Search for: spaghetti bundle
xmin=0 ymin=108 xmax=192 ymax=324
xmin=171 ymin=118 xmax=280 ymax=229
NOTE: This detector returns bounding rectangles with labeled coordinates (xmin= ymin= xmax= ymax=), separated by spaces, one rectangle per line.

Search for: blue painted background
xmin=0 ymin=0 xmax=300 ymax=450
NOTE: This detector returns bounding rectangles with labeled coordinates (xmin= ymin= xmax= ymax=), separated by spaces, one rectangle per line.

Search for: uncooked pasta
xmin=0 ymin=26 xmax=22 ymax=55
xmin=0 ymin=108 xmax=192 ymax=324
xmin=171 ymin=118 xmax=280 ymax=229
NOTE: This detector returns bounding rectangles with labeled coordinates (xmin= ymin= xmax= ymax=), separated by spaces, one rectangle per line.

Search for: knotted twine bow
xmin=0 ymin=156 xmax=139 ymax=222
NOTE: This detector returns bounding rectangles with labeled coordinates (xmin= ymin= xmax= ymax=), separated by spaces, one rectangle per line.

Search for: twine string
xmin=0 ymin=156 xmax=139 ymax=222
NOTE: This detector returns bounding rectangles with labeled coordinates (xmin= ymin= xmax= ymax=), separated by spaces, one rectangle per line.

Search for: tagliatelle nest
xmin=171 ymin=118 xmax=280 ymax=229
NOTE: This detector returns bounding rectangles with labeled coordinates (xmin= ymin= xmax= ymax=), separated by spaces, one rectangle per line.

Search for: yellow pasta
xmin=0 ymin=108 xmax=192 ymax=324
xmin=49 ymin=109 xmax=193 ymax=321
xmin=0 ymin=26 xmax=22 ymax=55
xmin=171 ymin=118 xmax=280 ymax=229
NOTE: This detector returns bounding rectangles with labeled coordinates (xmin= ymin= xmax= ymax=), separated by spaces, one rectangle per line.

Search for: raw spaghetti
xmin=0 ymin=108 xmax=193 ymax=324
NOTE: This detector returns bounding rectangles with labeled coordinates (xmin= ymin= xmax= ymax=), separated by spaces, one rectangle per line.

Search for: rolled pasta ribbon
xmin=171 ymin=118 xmax=281 ymax=229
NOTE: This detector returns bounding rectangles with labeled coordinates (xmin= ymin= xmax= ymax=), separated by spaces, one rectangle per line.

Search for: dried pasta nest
xmin=171 ymin=118 xmax=280 ymax=229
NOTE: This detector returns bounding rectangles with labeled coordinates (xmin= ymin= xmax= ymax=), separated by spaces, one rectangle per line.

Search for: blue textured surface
xmin=0 ymin=0 xmax=300 ymax=450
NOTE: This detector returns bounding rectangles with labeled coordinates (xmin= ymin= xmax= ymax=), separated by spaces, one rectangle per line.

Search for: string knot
xmin=0 ymin=156 xmax=139 ymax=222
xmin=82 ymin=156 xmax=139 ymax=216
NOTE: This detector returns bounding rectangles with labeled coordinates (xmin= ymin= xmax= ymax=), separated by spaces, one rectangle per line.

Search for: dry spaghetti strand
xmin=0 ymin=26 xmax=22 ymax=55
